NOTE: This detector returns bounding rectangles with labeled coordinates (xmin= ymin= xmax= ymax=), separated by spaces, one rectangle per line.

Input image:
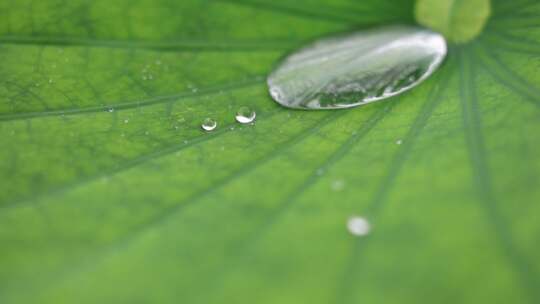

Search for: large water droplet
xmin=235 ymin=107 xmax=256 ymax=124
xmin=201 ymin=118 xmax=217 ymax=131
xmin=267 ymin=25 xmax=447 ymax=109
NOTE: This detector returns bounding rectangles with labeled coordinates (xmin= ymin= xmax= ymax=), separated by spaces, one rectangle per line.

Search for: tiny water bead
xmin=235 ymin=107 xmax=256 ymax=124
xmin=347 ymin=216 xmax=371 ymax=236
xmin=267 ymin=25 xmax=447 ymax=110
xmin=201 ymin=118 xmax=217 ymax=131
xmin=331 ymin=179 xmax=345 ymax=191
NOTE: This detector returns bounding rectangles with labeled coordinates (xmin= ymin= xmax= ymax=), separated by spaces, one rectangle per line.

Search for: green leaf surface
xmin=1 ymin=0 xmax=539 ymax=303
xmin=415 ymin=0 xmax=491 ymax=43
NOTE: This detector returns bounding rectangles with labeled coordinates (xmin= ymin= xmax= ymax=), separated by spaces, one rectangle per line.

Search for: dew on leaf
xmin=347 ymin=216 xmax=371 ymax=236
xmin=187 ymin=84 xmax=198 ymax=93
xmin=331 ymin=179 xmax=345 ymax=191
xmin=201 ymin=118 xmax=217 ymax=131
xmin=235 ymin=107 xmax=256 ymax=124
xmin=396 ymin=139 xmax=403 ymax=145
xmin=267 ymin=25 xmax=446 ymax=109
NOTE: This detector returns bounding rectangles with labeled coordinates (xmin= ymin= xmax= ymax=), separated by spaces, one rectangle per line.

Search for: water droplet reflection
xmin=235 ymin=107 xmax=256 ymax=124
xmin=201 ymin=118 xmax=217 ymax=131
xmin=267 ymin=25 xmax=447 ymax=109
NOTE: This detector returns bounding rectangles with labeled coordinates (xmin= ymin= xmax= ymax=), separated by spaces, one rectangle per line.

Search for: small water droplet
xmin=201 ymin=118 xmax=217 ymax=131
xmin=124 ymin=119 xmax=129 ymax=124
xmin=396 ymin=139 xmax=403 ymax=145
xmin=267 ymin=25 xmax=447 ymax=109
xmin=235 ymin=107 xmax=256 ymax=124
xmin=347 ymin=216 xmax=370 ymax=236
xmin=187 ymin=84 xmax=198 ymax=93
xmin=108 ymin=108 xmax=114 ymax=113
xmin=331 ymin=179 xmax=345 ymax=191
